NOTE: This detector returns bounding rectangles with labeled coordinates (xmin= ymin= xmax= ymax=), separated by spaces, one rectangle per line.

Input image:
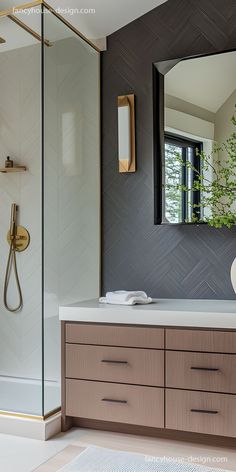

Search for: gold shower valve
xmin=7 ymin=226 xmax=30 ymax=252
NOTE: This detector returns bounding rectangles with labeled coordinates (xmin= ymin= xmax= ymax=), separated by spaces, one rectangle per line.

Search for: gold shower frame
xmin=0 ymin=0 xmax=100 ymax=422
xmin=0 ymin=0 xmax=100 ymax=52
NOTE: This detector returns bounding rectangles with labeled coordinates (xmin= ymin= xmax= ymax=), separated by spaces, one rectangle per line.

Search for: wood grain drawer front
xmin=66 ymin=324 xmax=164 ymax=349
xmin=66 ymin=379 xmax=164 ymax=428
xmin=166 ymin=389 xmax=236 ymax=437
xmin=66 ymin=344 xmax=164 ymax=387
xmin=166 ymin=351 xmax=236 ymax=394
xmin=166 ymin=329 xmax=236 ymax=353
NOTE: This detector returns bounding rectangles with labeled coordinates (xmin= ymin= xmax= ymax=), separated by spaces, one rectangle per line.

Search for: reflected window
xmin=164 ymin=134 xmax=202 ymax=223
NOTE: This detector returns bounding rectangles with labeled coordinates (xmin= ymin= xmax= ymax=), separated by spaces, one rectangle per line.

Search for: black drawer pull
xmin=191 ymin=409 xmax=218 ymax=415
xmin=101 ymin=360 xmax=128 ymax=365
xmin=101 ymin=398 xmax=127 ymax=404
xmin=191 ymin=367 xmax=219 ymax=372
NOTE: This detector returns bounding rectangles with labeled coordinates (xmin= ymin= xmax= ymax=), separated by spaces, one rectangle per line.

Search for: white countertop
xmin=59 ymin=298 xmax=236 ymax=329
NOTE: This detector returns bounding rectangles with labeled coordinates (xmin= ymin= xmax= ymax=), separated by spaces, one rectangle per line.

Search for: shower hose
xmin=3 ymin=240 xmax=23 ymax=313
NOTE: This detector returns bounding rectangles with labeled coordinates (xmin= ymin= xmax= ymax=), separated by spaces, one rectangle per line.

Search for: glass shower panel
xmin=0 ymin=11 xmax=42 ymax=416
xmin=43 ymin=9 xmax=100 ymax=415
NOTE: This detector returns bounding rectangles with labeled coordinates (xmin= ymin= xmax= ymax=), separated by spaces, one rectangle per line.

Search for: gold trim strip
xmin=0 ymin=407 xmax=61 ymax=421
xmin=42 ymin=1 xmax=101 ymax=53
xmin=0 ymin=410 xmax=44 ymax=420
xmin=44 ymin=407 xmax=61 ymax=420
xmin=8 ymin=14 xmax=52 ymax=47
xmin=0 ymin=0 xmax=100 ymax=53
xmin=0 ymin=1 xmax=42 ymax=18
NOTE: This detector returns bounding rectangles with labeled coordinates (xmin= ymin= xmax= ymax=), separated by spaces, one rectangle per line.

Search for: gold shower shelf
xmin=0 ymin=166 xmax=27 ymax=173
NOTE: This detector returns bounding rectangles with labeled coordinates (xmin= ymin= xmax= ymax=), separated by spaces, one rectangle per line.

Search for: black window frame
xmin=164 ymin=133 xmax=203 ymax=223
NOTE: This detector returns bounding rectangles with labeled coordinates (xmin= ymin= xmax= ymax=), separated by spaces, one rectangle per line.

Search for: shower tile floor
xmin=0 ymin=377 xmax=60 ymax=415
xmin=0 ymin=428 xmax=236 ymax=472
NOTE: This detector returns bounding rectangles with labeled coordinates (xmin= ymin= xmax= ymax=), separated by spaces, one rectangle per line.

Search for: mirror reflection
xmin=164 ymin=50 xmax=236 ymax=226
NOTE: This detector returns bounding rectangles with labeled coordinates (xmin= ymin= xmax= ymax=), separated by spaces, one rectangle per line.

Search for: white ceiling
xmin=0 ymin=0 xmax=168 ymax=39
xmin=165 ymin=51 xmax=236 ymax=113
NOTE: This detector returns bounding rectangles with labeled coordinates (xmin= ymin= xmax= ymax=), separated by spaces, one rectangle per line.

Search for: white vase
xmin=231 ymin=257 xmax=236 ymax=294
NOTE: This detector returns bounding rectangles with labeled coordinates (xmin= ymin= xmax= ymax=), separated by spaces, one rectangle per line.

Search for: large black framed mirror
xmin=153 ymin=49 xmax=236 ymax=225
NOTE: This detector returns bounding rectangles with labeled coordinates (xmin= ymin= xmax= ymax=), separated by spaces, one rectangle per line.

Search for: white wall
xmin=44 ymin=36 xmax=100 ymax=306
xmin=0 ymin=33 xmax=100 ymax=416
xmin=214 ymin=89 xmax=236 ymax=212
xmin=43 ymin=35 xmax=100 ymax=412
xmin=214 ymin=89 xmax=236 ymax=146
xmin=165 ymin=108 xmax=214 ymax=140
xmin=0 ymin=45 xmax=42 ymax=391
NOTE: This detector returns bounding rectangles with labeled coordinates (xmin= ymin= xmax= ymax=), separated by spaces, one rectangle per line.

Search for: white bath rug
xmin=58 ymin=446 xmax=230 ymax=472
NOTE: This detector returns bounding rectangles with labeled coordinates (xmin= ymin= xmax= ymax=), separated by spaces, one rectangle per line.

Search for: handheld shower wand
xmin=4 ymin=204 xmax=30 ymax=313
xmin=10 ymin=203 xmax=17 ymax=244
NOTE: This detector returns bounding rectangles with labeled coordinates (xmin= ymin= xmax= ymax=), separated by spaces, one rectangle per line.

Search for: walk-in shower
xmin=0 ymin=1 xmax=100 ymax=426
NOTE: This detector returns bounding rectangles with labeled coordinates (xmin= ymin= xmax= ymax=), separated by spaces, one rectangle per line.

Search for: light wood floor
xmin=35 ymin=427 xmax=236 ymax=471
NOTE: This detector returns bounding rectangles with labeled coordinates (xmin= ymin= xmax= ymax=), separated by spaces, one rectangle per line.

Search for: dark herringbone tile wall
xmin=101 ymin=0 xmax=236 ymax=299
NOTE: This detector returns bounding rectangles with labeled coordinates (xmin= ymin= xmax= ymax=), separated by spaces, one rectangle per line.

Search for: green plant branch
xmin=165 ymin=106 xmax=236 ymax=228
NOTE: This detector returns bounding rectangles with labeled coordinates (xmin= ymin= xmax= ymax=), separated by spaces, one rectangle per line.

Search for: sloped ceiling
xmin=0 ymin=0 xmax=168 ymax=40
xmin=165 ymin=51 xmax=236 ymax=113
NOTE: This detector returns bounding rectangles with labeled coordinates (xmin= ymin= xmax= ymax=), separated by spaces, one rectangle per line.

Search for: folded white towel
xmin=99 ymin=291 xmax=152 ymax=306
xmin=99 ymin=296 xmax=152 ymax=306
xmin=106 ymin=290 xmax=148 ymax=302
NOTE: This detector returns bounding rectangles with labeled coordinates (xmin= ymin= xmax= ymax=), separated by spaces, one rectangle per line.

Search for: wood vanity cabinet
xmin=166 ymin=329 xmax=236 ymax=439
xmin=62 ymin=322 xmax=236 ymax=442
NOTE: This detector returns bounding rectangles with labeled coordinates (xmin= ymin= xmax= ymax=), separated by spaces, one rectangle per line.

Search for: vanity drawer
xmin=166 ymin=329 xmax=236 ymax=353
xmin=66 ymin=379 xmax=164 ymax=428
xmin=166 ymin=389 xmax=236 ymax=437
xmin=166 ymin=351 xmax=236 ymax=394
xmin=66 ymin=344 xmax=164 ymax=386
xmin=66 ymin=323 xmax=164 ymax=349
